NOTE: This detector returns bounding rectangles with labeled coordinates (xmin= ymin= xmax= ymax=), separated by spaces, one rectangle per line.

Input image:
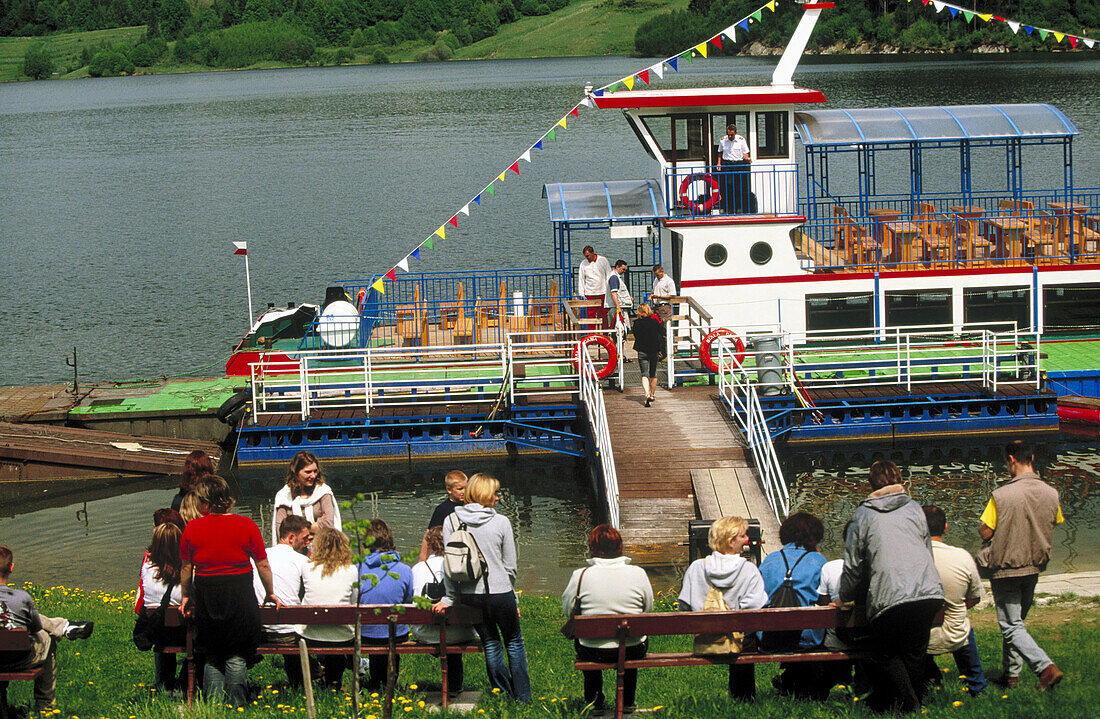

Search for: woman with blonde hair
xmin=678 ymin=516 xmax=768 ymax=701
xmin=272 ymin=450 xmax=341 ymax=544
xmin=632 ymin=303 xmax=663 ymax=406
xmin=432 ymin=473 xmax=530 ymax=702
xmin=300 ymin=526 xmax=358 ymax=687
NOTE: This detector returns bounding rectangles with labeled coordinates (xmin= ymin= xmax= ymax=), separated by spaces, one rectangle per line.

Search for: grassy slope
xmin=3 ymin=584 xmax=1099 ymax=718
xmin=0 ymin=25 xmax=146 ymax=82
xmin=455 ymin=0 xmax=690 ymax=60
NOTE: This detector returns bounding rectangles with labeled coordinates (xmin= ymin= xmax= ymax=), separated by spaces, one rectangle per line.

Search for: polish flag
xmin=232 ymin=241 xmax=247 ymax=256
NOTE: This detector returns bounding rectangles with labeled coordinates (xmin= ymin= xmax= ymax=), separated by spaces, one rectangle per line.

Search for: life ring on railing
xmin=699 ymin=328 xmax=745 ymax=373
xmin=573 ymin=334 xmax=618 ymax=379
xmin=679 ymin=173 xmax=720 ymax=215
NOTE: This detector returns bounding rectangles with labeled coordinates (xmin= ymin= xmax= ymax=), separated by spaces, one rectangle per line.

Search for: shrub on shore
xmin=22 ymin=43 xmax=54 ymax=79
xmin=204 ymin=20 xmax=318 ymax=68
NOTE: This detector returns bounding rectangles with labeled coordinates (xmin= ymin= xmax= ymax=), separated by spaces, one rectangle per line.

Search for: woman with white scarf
xmin=271 ymin=450 xmax=342 ymax=545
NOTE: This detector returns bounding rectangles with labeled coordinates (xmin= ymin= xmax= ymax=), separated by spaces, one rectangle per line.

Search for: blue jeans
xmin=990 ymin=574 xmax=1052 ymax=677
xmin=469 ymin=592 xmax=531 ymax=702
xmin=926 ymin=628 xmax=987 ymax=696
xmin=204 ymin=654 xmax=248 ymax=707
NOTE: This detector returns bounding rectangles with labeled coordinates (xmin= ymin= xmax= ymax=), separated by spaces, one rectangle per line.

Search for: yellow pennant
xmin=557 ymin=117 xmax=567 ymax=129
xmin=434 ymin=226 xmax=446 ymax=240
xmin=766 ymin=0 xmax=775 ymax=10
xmin=695 ymin=43 xmax=708 ymax=58
xmin=978 ymin=13 xmax=992 ymax=21
xmin=1054 ymin=32 xmax=1064 ymax=42
xmin=498 ymin=171 xmax=506 ymax=182
xmin=624 ymin=75 xmax=634 ymax=90
xmin=371 ymin=279 xmax=385 ymax=295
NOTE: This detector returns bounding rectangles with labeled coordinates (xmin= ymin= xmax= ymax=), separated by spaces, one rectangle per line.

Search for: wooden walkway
xmin=603 ymin=381 xmax=779 ymax=565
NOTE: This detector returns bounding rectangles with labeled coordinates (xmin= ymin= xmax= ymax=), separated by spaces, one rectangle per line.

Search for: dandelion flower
xmin=952 ymin=701 xmax=963 ymax=707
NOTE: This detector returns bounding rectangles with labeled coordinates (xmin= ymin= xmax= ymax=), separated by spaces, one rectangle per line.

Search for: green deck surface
xmin=1039 ymin=337 xmax=1100 ymax=372
xmin=68 ymin=377 xmax=247 ymax=415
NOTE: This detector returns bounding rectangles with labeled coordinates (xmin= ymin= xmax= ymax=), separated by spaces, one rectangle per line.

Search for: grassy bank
xmin=3 ymin=583 xmax=1098 ymax=718
xmin=0 ymin=26 xmax=146 ymax=82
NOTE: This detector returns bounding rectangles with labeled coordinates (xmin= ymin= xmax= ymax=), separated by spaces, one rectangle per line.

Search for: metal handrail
xmin=717 ymin=342 xmax=789 ymax=520
xmin=578 ymin=345 xmax=620 ymax=528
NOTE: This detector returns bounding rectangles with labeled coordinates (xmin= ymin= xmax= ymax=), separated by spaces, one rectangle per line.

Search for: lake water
xmin=1 ymin=54 xmax=1099 ymax=592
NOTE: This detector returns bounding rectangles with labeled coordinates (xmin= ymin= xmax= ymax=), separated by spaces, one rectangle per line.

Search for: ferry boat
xmin=227 ymin=0 xmax=1100 ymax=465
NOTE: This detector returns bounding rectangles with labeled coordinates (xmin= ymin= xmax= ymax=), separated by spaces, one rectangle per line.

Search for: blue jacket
xmin=759 ymin=543 xmax=827 ymax=649
xmin=358 ymin=550 xmax=413 ymax=639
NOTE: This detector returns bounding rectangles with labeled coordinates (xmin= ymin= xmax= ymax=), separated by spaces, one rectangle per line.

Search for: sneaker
xmin=64 ymin=621 xmax=94 ymax=640
xmin=1038 ymin=664 xmax=1064 ymax=691
xmin=644 ymin=398 xmax=651 ymax=407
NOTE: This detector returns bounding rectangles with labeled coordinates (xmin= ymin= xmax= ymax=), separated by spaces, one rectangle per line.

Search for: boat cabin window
xmin=885 ymin=289 xmax=952 ymax=328
xmin=755 ymin=111 xmax=789 ymax=159
xmin=806 ymin=293 xmax=873 ymax=332
xmin=711 ymin=112 xmax=749 ymax=163
xmin=641 ymin=115 xmax=708 ymax=164
xmin=1043 ymin=284 xmax=1100 ymax=333
xmin=964 ymin=287 xmax=1030 ymax=331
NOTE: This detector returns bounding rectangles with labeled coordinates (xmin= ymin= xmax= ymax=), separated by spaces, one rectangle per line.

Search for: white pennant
xmin=723 ymin=24 xmax=737 ymax=42
xmin=397 ymin=258 xmax=409 ymax=273
xmin=580 ymin=96 xmax=594 ymax=108
xmin=651 ymin=62 xmax=664 ymax=80
xmin=1084 ymin=38 xmax=1095 ymax=48
xmin=1007 ymin=20 xmax=1020 ymax=33
xmin=459 ymin=204 xmax=470 ymax=216
xmin=520 ymin=149 xmax=532 ymax=163
xmin=931 ymin=0 xmax=944 ymax=12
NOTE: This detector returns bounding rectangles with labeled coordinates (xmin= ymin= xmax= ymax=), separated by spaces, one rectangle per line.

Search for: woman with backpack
xmin=678 ymin=516 xmax=768 ymax=701
xmin=431 ymin=473 xmax=531 ymax=703
xmin=758 ymin=512 xmax=828 ymax=699
xmin=411 ymin=526 xmax=474 ymax=696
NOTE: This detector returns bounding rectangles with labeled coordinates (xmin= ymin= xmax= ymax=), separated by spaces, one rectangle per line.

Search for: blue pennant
xmin=410 ymin=248 xmax=420 ymax=260
xmin=534 ymin=140 xmax=543 ymax=150
xmin=473 ymin=195 xmax=481 ymax=205
xmin=1024 ymin=25 xmax=1034 ymax=34
xmin=948 ymin=7 xmax=958 ymax=17
xmin=737 ymin=19 xmax=749 ymax=31
xmin=668 ymin=57 xmax=677 ymax=72
xmin=593 ymin=89 xmax=604 ymax=96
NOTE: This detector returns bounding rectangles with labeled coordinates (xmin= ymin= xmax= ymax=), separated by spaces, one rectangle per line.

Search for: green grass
xmin=0 ymin=26 xmax=147 ymax=82
xmin=454 ymin=0 xmax=690 ymax=60
xmin=4 ymin=584 xmax=1099 ymax=718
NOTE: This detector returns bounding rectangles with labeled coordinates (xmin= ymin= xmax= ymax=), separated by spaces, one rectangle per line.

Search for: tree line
xmin=635 ymin=0 xmax=1100 ymax=57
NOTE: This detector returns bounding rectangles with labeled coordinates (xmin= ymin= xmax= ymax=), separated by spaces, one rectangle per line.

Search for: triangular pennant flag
xmin=920 ymin=0 xmax=928 ymax=5
xmin=948 ymin=7 xmax=958 ymax=17
xmin=1070 ymin=36 xmax=1078 ymax=49
xmin=473 ymin=194 xmax=481 ymax=205
xmin=410 ymin=248 xmax=420 ymax=260
xmin=569 ymin=106 xmax=579 ymax=117
xmin=371 ymin=279 xmax=385 ymax=295
xmin=581 ymin=97 xmax=595 ymax=108
xmin=557 ymin=117 xmax=567 ymax=129
xmin=486 ymin=183 xmax=496 ymax=196
xmin=638 ymin=69 xmax=650 ymax=85
xmin=651 ymin=62 xmax=664 ymax=79
xmin=498 ymin=171 xmax=506 ymax=182
xmin=683 ymin=51 xmax=694 ymax=64
xmin=993 ymin=16 xmax=1005 ymax=22
xmin=723 ymin=25 xmax=736 ymax=42
xmin=397 ymin=258 xmax=409 ymax=273
xmin=508 ymin=161 xmax=519 ymax=175
xmin=1038 ymin=29 xmax=1049 ymax=40
xmin=978 ymin=13 xmax=992 ymax=22
xmin=1024 ymin=25 xmax=1034 ymax=35
xmin=606 ymin=82 xmax=619 ymax=93
xmin=931 ymin=1 xmax=943 ymax=12
xmin=593 ymin=89 xmax=604 ymax=97
xmin=459 ymin=204 xmax=470 ymax=216
xmin=737 ymin=19 xmax=750 ymax=31
xmin=448 ymin=215 xmax=458 ymax=228
xmin=424 ymin=237 xmax=433 ymax=250
xmin=766 ymin=0 xmax=775 ymax=10
xmin=694 ymin=43 xmax=708 ymax=59
xmin=546 ymin=129 xmax=556 ymax=141
xmin=1053 ymin=32 xmax=1064 ymax=42
xmin=710 ymin=35 xmax=722 ymax=50
xmin=1007 ymin=20 xmax=1020 ymax=33
xmin=668 ymin=57 xmax=678 ymax=72
xmin=1084 ymin=38 xmax=1094 ymax=48
xmin=624 ymin=75 xmax=635 ymax=90
xmin=534 ymin=139 xmax=543 ymax=150
xmin=434 ymin=226 xmax=445 ymax=240
xmin=751 ymin=9 xmax=761 ymax=21
xmin=520 ymin=150 xmax=531 ymax=163
xmin=961 ymin=10 xmax=973 ymax=22
xmin=385 ymin=268 xmax=396 ymax=282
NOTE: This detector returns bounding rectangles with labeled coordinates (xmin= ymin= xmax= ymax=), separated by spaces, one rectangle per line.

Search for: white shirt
xmin=140 ymin=560 xmax=182 ymax=608
xmin=928 ymin=540 xmax=983 ymax=655
xmin=651 ymin=275 xmax=676 ymax=301
xmin=605 ymin=271 xmax=633 ymax=310
xmin=578 ymin=255 xmax=611 ymax=296
xmin=300 ymin=562 xmax=359 ymax=643
xmin=816 ymin=558 xmax=843 ymax=602
xmin=718 ymin=134 xmax=750 ymax=161
xmin=410 ymin=556 xmax=475 ymax=644
xmin=265 ymin=543 xmax=309 ymax=634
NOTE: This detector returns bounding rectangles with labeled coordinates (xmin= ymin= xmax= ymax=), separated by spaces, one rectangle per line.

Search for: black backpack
xmin=760 ymin=549 xmax=810 ymax=652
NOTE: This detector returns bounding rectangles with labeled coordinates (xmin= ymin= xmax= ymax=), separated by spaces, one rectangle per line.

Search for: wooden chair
xmin=439 ymin=282 xmax=464 ymax=334
xmin=397 ymin=284 xmax=428 ymax=347
xmin=454 ymin=300 xmax=476 ymax=345
xmin=528 ymin=280 xmax=561 ymax=331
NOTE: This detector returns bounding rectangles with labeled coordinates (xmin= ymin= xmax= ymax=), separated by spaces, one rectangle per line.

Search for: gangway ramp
xmin=602 ymin=383 xmax=778 ymax=565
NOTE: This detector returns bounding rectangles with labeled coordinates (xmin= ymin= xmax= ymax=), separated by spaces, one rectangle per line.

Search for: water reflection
xmin=785 ymin=434 xmax=1100 ymax=574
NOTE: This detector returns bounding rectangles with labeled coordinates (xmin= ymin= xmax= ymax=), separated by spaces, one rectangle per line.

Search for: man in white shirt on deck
xmin=717 ymin=123 xmax=752 ymax=214
xmin=577 ymin=245 xmax=612 ymax=328
xmin=650 ymin=264 xmax=676 ymax=323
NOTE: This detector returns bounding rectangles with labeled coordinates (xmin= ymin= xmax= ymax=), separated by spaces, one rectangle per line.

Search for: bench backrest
xmin=0 ymin=629 xmax=33 ymax=651
xmin=165 ymin=604 xmax=482 ymax=628
xmin=572 ymin=606 xmax=871 ymax=640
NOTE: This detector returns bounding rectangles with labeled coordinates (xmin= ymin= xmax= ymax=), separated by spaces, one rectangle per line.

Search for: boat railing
xmin=716 ymin=341 xmax=789 ymax=521
xmin=663 ymin=164 xmax=800 ymax=220
xmin=339 ymin=268 xmax=564 ymax=308
xmin=508 ymin=325 xmax=625 ymax=400
xmin=578 ymin=342 xmax=620 ymax=528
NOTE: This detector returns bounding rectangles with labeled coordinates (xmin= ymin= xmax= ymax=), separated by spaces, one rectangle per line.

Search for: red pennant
xmin=385 ymin=268 xmax=396 ymax=281
xmin=638 ymin=69 xmax=650 ymax=85
xmin=569 ymin=106 xmax=579 ymax=117
xmin=920 ymin=0 xmax=928 ymax=4
xmin=993 ymin=15 xmax=1005 ymax=21
xmin=448 ymin=215 xmax=458 ymax=228
xmin=1070 ymin=36 xmax=1078 ymax=48
xmin=711 ymin=34 xmax=722 ymax=49
xmin=509 ymin=161 xmax=520 ymax=175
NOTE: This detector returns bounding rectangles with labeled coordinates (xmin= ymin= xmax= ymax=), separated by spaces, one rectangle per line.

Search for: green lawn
xmin=0 ymin=26 xmax=147 ymax=82
xmin=3 ymin=584 xmax=1098 ymax=718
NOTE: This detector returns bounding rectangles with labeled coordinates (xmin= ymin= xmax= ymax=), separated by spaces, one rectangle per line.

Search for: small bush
xmin=371 ymin=48 xmax=390 ymax=63
xmin=440 ymin=32 xmax=460 ymax=50
xmin=334 ymin=47 xmax=354 ymax=64
xmin=22 ymin=43 xmax=54 ymax=80
xmin=205 ymin=20 xmax=316 ymax=68
xmin=144 ymin=37 xmax=169 ymax=58
xmin=173 ymin=35 xmax=199 ymax=62
xmin=129 ymin=44 xmax=156 ymax=66
xmin=350 ymin=28 xmax=365 ymax=47
xmin=88 ymin=49 xmax=135 ymax=77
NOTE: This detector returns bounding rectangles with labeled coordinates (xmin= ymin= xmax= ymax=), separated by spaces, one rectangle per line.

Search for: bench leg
xmin=298 ymin=638 xmax=315 ymax=719
xmin=440 ymin=624 xmax=449 ymax=710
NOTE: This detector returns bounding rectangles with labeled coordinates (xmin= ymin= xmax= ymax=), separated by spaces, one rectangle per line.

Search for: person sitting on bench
xmin=0 ymin=544 xmax=94 ymax=714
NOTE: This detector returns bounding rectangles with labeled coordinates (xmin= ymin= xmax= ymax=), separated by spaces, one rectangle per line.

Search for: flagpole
xmin=244 ymin=250 xmax=254 ymax=332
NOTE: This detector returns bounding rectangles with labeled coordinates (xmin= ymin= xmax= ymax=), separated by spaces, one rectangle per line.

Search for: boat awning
xmin=543 ymin=180 xmax=666 ymax=223
xmin=794 ymin=104 xmax=1078 ymax=146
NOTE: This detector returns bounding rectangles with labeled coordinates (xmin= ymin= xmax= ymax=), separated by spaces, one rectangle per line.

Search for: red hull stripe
xmin=666 ymin=215 xmax=805 ymax=227
xmin=594 ymin=90 xmax=827 ymax=109
xmin=802 ymin=3 xmax=835 ymax=8
xmin=680 ymin=262 xmax=1100 ymax=288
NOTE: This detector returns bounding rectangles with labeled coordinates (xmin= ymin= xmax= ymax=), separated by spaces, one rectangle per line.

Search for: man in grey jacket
xmin=840 ymin=461 xmax=944 ymax=713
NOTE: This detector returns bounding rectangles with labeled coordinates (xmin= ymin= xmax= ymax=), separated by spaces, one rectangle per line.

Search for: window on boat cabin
xmin=641 ymin=115 xmax=708 ymax=165
xmin=755 ymin=111 xmax=789 ymax=159
xmin=885 ymin=289 xmax=951 ymax=329
xmin=964 ymin=287 xmax=1030 ymax=331
xmin=1043 ymin=284 xmax=1100 ymax=334
xmin=806 ymin=293 xmax=873 ymax=333
xmin=710 ymin=112 xmax=749 ymax=164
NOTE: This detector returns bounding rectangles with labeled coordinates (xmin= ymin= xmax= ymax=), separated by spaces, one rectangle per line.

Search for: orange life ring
xmin=679 ymin=173 xmax=720 ymax=214
xmin=699 ymin=328 xmax=745 ymax=373
xmin=573 ymin=334 xmax=618 ymax=379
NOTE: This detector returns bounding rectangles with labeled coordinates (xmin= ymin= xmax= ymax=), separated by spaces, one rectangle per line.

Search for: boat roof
xmin=592 ymin=85 xmax=827 ymax=110
xmin=794 ymin=104 xmax=1078 ymax=146
xmin=543 ymin=180 xmax=666 ymax=223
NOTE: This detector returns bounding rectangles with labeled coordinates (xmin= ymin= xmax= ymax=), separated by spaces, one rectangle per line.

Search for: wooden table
xmin=985 ymin=216 xmax=1028 ymax=262
xmin=949 ymin=206 xmax=986 ymax=261
xmin=1050 ymin=202 xmax=1099 ymax=255
xmin=883 ymin=221 xmax=920 ymax=265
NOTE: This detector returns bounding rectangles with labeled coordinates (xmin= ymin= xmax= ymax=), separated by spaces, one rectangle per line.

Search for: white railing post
xmin=299 ymin=357 xmax=309 ymax=421
xmin=250 ymin=362 xmax=262 ymax=421
xmin=666 ymin=316 xmax=675 ymax=390
xmin=507 ymin=338 xmax=515 ymax=407
xmin=905 ymin=334 xmax=912 ymax=392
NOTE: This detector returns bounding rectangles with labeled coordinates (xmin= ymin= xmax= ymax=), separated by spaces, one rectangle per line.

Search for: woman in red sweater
xmin=180 ymin=475 xmax=277 ymax=707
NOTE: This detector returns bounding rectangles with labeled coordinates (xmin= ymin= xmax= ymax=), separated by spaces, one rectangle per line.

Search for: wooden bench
xmin=165 ymin=604 xmax=482 ymax=713
xmin=0 ymin=629 xmax=46 ymax=719
xmin=573 ymin=606 xmax=934 ymax=719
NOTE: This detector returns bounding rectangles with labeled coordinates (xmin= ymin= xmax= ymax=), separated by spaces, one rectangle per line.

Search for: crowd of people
xmin=0 ymin=439 xmax=1067 ymax=715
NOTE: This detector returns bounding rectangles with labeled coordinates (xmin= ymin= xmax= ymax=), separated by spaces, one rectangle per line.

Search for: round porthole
xmin=704 ymin=243 xmax=728 ymax=267
xmin=750 ymin=241 xmax=773 ymax=265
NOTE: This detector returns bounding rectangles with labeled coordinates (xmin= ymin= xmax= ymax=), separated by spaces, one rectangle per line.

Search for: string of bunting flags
xmin=366 ymin=2 xmax=784 ymax=297
xmin=909 ymin=0 xmax=1098 ymax=49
